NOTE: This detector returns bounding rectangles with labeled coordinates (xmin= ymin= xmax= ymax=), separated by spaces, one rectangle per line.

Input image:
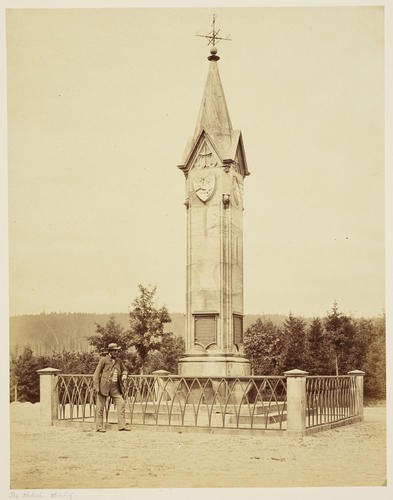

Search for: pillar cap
xmin=347 ymin=370 xmax=366 ymax=376
xmin=284 ymin=369 xmax=309 ymax=377
xmin=37 ymin=367 xmax=62 ymax=375
xmin=152 ymin=370 xmax=171 ymax=376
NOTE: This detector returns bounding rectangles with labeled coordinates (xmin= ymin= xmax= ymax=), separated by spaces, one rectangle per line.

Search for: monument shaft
xmin=177 ymin=46 xmax=250 ymax=377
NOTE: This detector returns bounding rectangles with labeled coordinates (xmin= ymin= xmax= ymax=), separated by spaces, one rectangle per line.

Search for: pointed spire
xmin=177 ymin=16 xmax=250 ymax=177
xmin=193 ymin=52 xmax=233 ymax=153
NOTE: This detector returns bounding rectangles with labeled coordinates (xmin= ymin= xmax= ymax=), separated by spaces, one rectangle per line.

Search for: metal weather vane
xmin=196 ymin=14 xmax=231 ymax=47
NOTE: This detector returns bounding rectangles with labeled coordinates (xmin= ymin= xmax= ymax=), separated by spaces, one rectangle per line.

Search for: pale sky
xmin=5 ymin=5 xmax=385 ymax=318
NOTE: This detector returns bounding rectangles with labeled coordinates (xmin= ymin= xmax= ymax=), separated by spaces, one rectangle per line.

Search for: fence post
xmin=348 ymin=370 xmax=365 ymax=419
xmin=36 ymin=367 xmax=61 ymax=425
xmin=284 ymin=369 xmax=309 ymax=436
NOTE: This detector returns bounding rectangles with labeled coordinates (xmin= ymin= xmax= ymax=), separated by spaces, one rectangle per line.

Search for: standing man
xmin=93 ymin=342 xmax=130 ymax=432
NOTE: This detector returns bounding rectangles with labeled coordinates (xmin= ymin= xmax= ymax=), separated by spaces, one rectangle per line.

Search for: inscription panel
xmin=194 ymin=315 xmax=217 ymax=347
xmin=233 ymin=315 xmax=243 ymax=345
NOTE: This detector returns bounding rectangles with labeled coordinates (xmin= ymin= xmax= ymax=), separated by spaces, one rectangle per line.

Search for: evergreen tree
xmin=350 ymin=318 xmax=371 ymax=371
xmin=305 ymin=317 xmax=334 ymax=374
xmin=243 ymin=318 xmax=284 ymax=375
xmin=10 ymin=346 xmax=40 ymax=402
xmin=362 ymin=314 xmax=386 ymax=398
xmin=281 ymin=313 xmax=306 ymax=371
xmin=324 ymin=302 xmax=357 ymax=375
xmin=127 ymin=284 xmax=172 ymax=373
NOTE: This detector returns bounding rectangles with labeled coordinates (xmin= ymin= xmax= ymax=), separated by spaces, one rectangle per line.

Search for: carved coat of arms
xmin=193 ymin=173 xmax=215 ymax=202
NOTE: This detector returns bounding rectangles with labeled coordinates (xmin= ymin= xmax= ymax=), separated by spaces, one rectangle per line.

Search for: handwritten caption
xmin=9 ymin=492 xmax=73 ymax=500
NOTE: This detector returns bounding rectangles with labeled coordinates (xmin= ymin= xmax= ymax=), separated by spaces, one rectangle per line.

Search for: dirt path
xmin=10 ymin=402 xmax=386 ymax=488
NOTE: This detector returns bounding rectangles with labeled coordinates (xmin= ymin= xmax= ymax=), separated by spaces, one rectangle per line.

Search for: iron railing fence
xmin=57 ymin=374 xmax=95 ymax=420
xmin=306 ymin=376 xmax=357 ymax=428
xmin=56 ymin=373 xmax=360 ymax=432
xmin=124 ymin=375 xmax=287 ymax=430
xmin=56 ymin=374 xmax=287 ymax=431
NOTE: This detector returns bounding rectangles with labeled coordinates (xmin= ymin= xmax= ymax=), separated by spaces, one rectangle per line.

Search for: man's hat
xmin=107 ymin=343 xmax=121 ymax=351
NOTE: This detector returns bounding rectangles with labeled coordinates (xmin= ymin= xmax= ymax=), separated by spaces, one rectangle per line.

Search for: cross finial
xmin=196 ymin=14 xmax=231 ymax=61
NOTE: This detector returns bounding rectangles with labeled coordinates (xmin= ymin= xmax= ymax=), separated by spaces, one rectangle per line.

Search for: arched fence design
xmin=306 ymin=376 xmax=357 ymax=427
xmin=37 ymin=368 xmax=365 ymax=436
xmin=123 ymin=375 xmax=287 ymax=430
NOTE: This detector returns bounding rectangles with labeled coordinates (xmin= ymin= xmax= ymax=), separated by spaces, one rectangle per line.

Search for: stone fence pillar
xmin=348 ymin=370 xmax=365 ymax=418
xmin=37 ymin=367 xmax=61 ymax=425
xmin=284 ymin=369 xmax=309 ymax=436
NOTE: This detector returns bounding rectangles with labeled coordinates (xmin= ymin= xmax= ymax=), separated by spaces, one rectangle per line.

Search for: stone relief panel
xmin=193 ymin=173 xmax=216 ymax=202
xmin=193 ymin=141 xmax=219 ymax=170
xmin=189 ymin=141 xmax=220 ymax=203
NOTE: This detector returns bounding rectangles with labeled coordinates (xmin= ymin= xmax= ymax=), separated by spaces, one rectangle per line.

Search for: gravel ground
xmin=10 ymin=402 xmax=386 ymax=489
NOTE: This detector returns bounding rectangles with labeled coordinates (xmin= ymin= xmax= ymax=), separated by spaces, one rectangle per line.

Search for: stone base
xmin=178 ymin=354 xmax=251 ymax=377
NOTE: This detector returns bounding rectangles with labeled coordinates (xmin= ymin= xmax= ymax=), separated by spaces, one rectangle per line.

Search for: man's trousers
xmin=95 ymin=382 xmax=126 ymax=430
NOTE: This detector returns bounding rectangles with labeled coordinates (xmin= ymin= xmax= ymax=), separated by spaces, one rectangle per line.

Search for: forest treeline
xmin=243 ymin=304 xmax=385 ymax=399
xmin=10 ymin=285 xmax=185 ymax=403
xmin=10 ymin=286 xmax=385 ymax=403
xmin=10 ymin=311 xmax=292 ymax=354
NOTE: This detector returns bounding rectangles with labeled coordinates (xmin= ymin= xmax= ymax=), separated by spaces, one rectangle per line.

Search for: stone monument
xmin=177 ymin=16 xmax=251 ymax=377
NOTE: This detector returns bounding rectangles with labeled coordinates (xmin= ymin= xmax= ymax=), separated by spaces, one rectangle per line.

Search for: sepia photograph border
xmin=1 ymin=0 xmax=392 ymax=499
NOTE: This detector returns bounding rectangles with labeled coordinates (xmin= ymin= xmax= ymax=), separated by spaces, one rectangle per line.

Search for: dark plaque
xmin=194 ymin=315 xmax=217 ymax=347
xmin=233 ymin=315 xmax=243 ymax=345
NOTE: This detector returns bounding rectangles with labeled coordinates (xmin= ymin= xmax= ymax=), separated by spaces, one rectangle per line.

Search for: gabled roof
xmin=179 ymin=128 xmax=250 ymax=178
xmin=181 ymin=128 xmax=223 ymax=167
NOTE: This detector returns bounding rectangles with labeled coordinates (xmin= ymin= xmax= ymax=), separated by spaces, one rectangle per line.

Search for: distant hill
xmin=9 ymin=312 xmax=307 ymax=355
xmin=10 ymin=312 xmax=181 ymax=355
